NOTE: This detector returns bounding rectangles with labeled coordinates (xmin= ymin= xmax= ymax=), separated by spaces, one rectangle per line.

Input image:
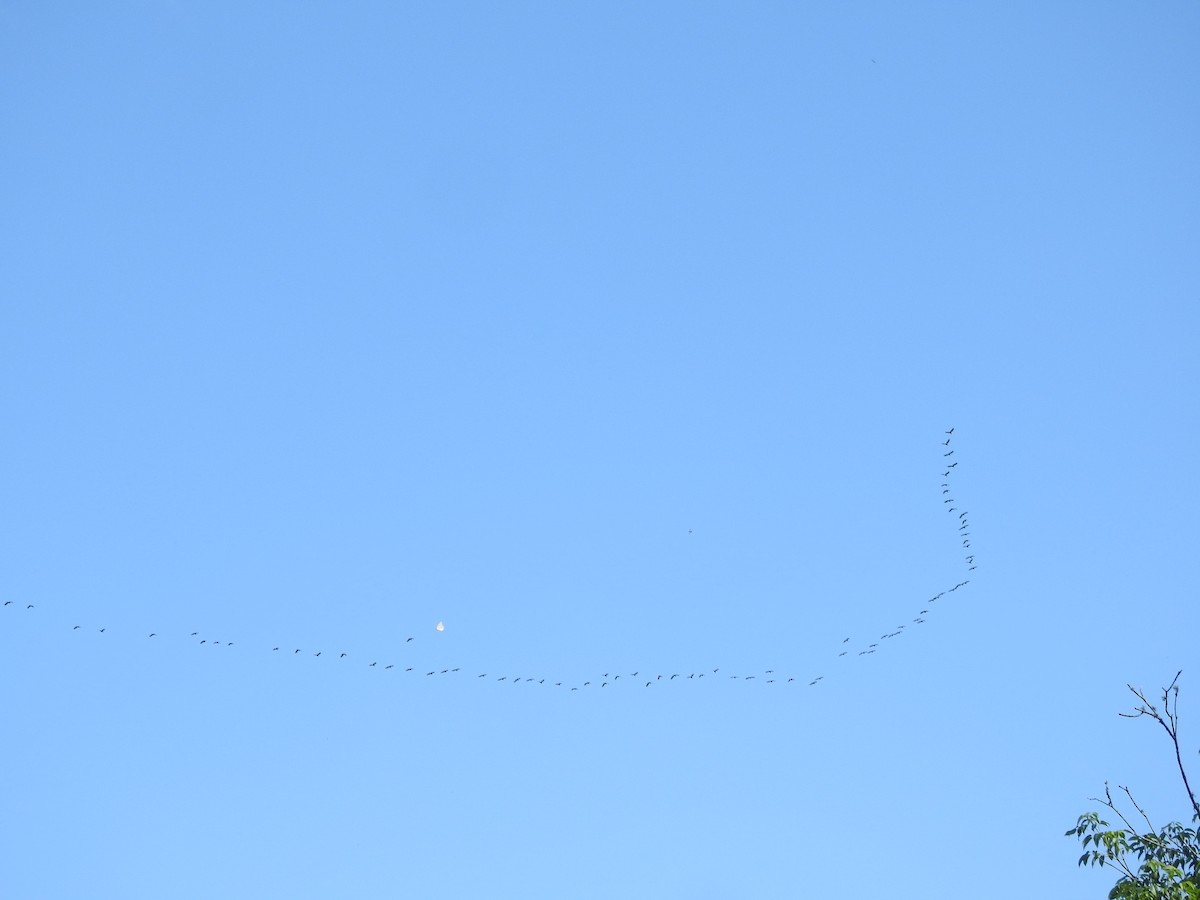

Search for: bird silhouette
xmin=948 ymin=462 xmax=958 ymax=468
xmin=2 ymin=601 xmax=11 ymax=606
xmin=385 ymin=665 xmax=394 ymax=669
xmin=945 ymin=428 xmax=954 ymax=434
xmin=340 ymin=653 xmax=348 ymax=658
xmin=149 ymin=633 xmax=156 ymax=637
xmin=26 ymin=604 xmax=34 ymax=609
xmin=73 ymin=625 xmax=80 ymax=630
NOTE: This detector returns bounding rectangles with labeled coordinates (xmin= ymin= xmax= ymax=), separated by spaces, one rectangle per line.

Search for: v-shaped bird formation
xmin=2 ymin=430 xmax=978 ymax=693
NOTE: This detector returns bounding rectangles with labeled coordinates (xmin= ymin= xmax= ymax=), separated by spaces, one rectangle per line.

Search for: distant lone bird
xmin=406 ymin=637 xmax=413 ymax=642
xmin=370 ymin=662 xmax=377 ymax=667
xmin=149 ymin=633 xmax=156 ymax=637
xmin=26 ymin=604 xmax=34 ymax=609
xmin=314 ymin=652 xmax=321 ymax=657
xmin=295 ymin=649 xmax=301 ymax=654
xmin=2 ymin=601 xmax=10 ymax=606
xmin=273 ymin=647 xmax=279 ymax=651
xmin=842 ymin=638 xmax=849 ymax=643
xmin=838 ymin=651 xmax=847 ymax=657
xmin=99 ymin=628 xmax=106 ymax=633
xmin=73 ymin=625 xmax=80 ymax=630
xmin=340 ymin=653 xmax=348 ymax=658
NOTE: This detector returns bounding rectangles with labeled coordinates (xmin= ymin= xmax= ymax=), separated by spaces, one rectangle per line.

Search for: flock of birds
xmin=2 ymin=430 xmax=977 ymax=693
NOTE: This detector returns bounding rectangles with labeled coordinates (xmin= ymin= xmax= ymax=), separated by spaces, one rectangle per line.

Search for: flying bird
xmin=73 ymin=625 xmax=80 ymax=630
xmin=945 ymin=428 xmax=954 ymax=434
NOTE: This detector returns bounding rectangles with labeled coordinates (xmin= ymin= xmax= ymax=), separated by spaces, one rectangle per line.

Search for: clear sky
xmin=2 ymin=3 xmax=1198 ymax=898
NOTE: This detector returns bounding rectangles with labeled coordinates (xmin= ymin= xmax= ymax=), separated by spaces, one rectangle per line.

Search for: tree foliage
xmin=1066 ymin=672 xmax=1200 ymax=900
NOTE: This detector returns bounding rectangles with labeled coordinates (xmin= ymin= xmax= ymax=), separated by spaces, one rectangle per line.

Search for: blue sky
xmin=1 ymin=2 xmax=1198 ymax=898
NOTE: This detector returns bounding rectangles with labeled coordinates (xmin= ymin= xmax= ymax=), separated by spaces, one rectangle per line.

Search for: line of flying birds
xmin=2 ymin=430 xmax=977 ymax=692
